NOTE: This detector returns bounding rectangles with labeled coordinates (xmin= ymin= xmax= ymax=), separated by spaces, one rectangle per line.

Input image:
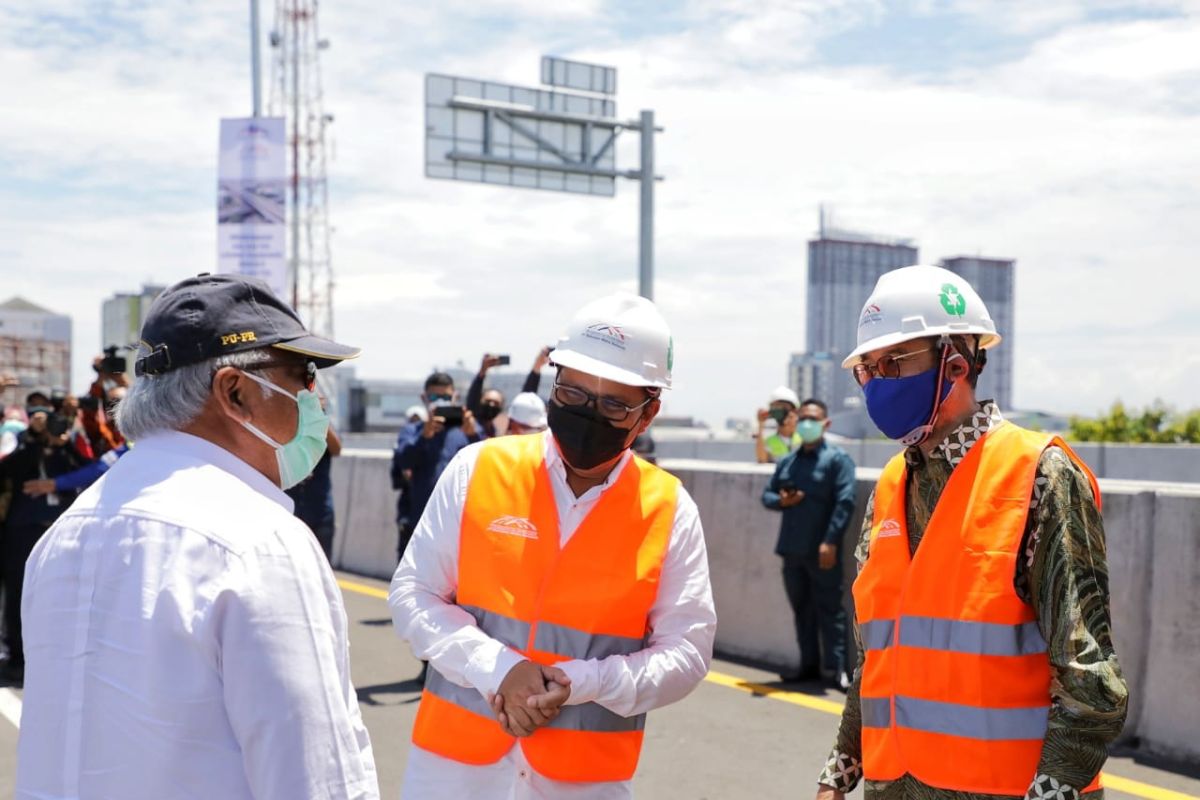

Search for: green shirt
xmin=763 ymin=431 xmax=803 ymax=461
xmin=819 ymin=402 xmax=1128 ymax=800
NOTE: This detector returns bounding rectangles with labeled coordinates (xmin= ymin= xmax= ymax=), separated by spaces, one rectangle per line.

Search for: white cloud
xmin=1 ymin=1 xmax=1198 ymax=426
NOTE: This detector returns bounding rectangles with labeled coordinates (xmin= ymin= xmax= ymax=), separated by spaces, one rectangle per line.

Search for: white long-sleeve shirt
xmin=17 ymin=431 xmax=379 ymax=800
xmin=389 ymin=432 xmax=717 ymax=800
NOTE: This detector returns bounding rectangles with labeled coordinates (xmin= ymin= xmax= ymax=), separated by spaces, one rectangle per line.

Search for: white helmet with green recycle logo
xmin=841 ymin=264 xmax=1002 ymax=369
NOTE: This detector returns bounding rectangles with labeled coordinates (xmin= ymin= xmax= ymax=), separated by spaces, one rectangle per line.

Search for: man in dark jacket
xmin=0 ymin=402 xmax=86 ymax=682
xmin=761 ymin=398 xmax=857 ymax=688
xmin=392 ymin=372 xmax=480 ymax=561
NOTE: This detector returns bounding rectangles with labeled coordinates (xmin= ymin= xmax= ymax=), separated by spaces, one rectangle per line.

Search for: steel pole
xmin=290 ymin=4 xmax=300 ymax=310
xmin=638 ymin=109 xmax=654 ymax=301
xmin=250 ymin=0 xmax=262 ymax=117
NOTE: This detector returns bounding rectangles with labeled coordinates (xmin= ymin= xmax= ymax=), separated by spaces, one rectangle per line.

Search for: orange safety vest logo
xmin=411 ymin=432 xmax=679 ymax=783
xmin=853 ymin=422 xmax=1104 ymax=795
xmin=485 ymin=515 xmax=540 ymax=539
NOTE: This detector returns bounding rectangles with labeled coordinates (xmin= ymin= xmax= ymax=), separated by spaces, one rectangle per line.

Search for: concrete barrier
xmin=330 ymin=450 xmax=1200 ymax=763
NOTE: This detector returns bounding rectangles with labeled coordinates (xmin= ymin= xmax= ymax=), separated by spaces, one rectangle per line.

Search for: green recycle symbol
xmin=939 ymin=283 xmax=967 ymax=317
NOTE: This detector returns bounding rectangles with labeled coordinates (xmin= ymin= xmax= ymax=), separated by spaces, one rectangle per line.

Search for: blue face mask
xmin=863 ymin=366 xmax=954 ymax=444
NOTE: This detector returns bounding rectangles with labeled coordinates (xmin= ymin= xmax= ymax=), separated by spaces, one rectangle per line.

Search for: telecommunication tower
xmin=266 ymin=0 xmax=335 ymax=337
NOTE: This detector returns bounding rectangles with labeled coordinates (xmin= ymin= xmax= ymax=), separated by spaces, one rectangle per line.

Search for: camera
xmin=46 ymin=414 xmax=72 ymax=438
xmin=434 ymin=405 xmax=464 ymax=427
xmin=495 ymin=354 xmax=511 ymax=366
xmin=96 ymin=345 xmax=126 ymax=375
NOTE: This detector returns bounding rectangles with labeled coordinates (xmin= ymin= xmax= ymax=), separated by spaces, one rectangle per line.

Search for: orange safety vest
xmin=853 ymin=422 xmax=1104 ymax=795
xmin=411 ymin=432 xmax=679 ymax=783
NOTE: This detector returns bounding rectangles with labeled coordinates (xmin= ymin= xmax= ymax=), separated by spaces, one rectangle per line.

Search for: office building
xmin=804 ymin=217 xmax=919 ymax=435
xmin=101 ymin=284 xmax=166 ymax=373
xmin=788 ymin=351 xmax=836 ymax=407
xmin=0 ymin=297 xmax=72 ymax=406
xmin=940 ymin=256 xmax=1015 ymax=410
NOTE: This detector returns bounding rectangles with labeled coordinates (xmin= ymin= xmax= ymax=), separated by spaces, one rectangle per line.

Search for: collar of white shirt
xmin=135 ymin=430 xmax=295 ymax=513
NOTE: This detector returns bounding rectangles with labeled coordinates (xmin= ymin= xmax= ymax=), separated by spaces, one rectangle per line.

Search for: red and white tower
xmin=268 ymin=0 xmax=335 ymax=337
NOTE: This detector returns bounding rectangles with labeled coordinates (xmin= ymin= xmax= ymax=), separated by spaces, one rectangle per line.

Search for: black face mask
xmin=547 ymin=401 xmax=638 ymax=471
xmin=477 ymin=404 xmax=502 ymax=422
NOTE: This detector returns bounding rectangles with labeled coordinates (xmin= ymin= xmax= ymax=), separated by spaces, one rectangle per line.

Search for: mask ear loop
xmin=898 ymin=335 xmax=957 ymax=448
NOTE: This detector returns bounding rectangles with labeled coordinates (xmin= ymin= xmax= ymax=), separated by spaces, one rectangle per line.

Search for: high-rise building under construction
xmin=802 ymin=217 xmax=919 ymax=436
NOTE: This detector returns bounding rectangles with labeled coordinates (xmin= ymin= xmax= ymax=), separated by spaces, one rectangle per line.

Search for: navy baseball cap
xmin=134 ymin=273 xmax=360 ymax=377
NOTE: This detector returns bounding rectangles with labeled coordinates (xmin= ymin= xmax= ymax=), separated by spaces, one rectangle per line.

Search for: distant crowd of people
xmin=0 ymin=354 xmax=132 ymax=683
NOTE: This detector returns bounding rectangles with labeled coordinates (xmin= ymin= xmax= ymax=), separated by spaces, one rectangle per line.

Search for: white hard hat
xmin=507 ymin=392 xmax=548 ymax=430
xmin=768 ymin=386 xmax=800 ymax=407
xmin=550 ymin=293 xmax=673 ymax=389
xmin=405 ymin=404 xmax=429 ymax=423
xmin=842 ymin=264 xmax=1002 ymax=368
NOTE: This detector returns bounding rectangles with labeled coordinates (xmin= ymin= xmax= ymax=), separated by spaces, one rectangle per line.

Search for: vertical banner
xmin=217 ymin=118 xmax=288 ymax=299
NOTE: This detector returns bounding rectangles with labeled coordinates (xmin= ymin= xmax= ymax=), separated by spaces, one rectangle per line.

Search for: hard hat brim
xmin=842 ymin=330 xmax=1002 ymax=368
xmin=551 ymin=348 xmax=670 ymax=390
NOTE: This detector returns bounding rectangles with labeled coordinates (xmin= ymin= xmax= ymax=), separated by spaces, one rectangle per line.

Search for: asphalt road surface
xmin=2 ymin=570 xmax=1197 ymax=799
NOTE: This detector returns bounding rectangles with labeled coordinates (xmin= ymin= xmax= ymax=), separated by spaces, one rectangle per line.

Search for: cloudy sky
xmin=2 ymin=0 xmax=1198 ymax=425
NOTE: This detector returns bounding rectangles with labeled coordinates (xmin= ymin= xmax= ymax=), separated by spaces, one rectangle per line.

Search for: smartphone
xmin=778 ymin=481 xmax=796 ymax=492
xmin=495 ymin=354 xmax=511 ymax=366
xmin=435 ymin=405 xmax=464 ymax=427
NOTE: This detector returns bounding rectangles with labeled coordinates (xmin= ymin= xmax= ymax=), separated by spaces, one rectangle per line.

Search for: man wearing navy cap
xmin=16 ymin=274 xmax=380 ymax=800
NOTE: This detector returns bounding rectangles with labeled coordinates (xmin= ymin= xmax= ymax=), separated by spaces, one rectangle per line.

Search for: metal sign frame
xmin=423 ymin=58 xmax=662 ymax=299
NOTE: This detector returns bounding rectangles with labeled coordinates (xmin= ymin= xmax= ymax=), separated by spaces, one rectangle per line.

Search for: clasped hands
xmin=487 ymin=659 xmax=572 ymax=738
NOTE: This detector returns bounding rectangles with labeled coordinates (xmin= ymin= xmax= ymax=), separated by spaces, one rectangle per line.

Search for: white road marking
xmin=0 ymin=687 xmax=21 ymax=728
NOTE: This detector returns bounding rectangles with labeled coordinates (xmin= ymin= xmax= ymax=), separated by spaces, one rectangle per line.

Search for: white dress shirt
xmin=389 ymin=432 xmax=717 ymax=800
xmin=17 ymin=431 xmax=379 ymax=800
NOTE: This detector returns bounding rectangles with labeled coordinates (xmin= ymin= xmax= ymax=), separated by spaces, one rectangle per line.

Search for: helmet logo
xmin=939 ymin=284 xmax=967 ymax=317
xmin=859 ymin=303 xmax=884 ymax=327
xmin=667 ymin=336 xmax=674 ymax=371
xmin=584 ymin=323 xmax=628 ymax=350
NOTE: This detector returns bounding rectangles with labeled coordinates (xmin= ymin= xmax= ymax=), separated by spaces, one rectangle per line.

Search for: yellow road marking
xmin=1102 ymin=775 xmax=1200 ymax=800
xmin=336 ymin=577 xmax=1199 ymax=800
xmin=703 ymin=669 xmax=846 ymax=715
xmin=337 ymin=577 xmax=389 ymax=600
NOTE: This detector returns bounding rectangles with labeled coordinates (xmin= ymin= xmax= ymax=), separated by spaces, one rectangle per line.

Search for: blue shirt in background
xmin=391 ymin=421 xmax=480 ymax=525
xmin=761 ymin=439 xmax=857 ymax=556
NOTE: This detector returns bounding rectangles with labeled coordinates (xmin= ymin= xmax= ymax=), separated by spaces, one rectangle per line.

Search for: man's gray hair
xmin=116 ymin=348 xmax=274 ymax=441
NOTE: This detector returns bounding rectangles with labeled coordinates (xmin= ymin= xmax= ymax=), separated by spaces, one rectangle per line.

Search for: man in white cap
xmin=505 ymin=391 xmax=548 ymax=435
xmin=815 ymin=266 xmax=1126 ymax=800
xmin=17 ymin=274 xmax=378 ymax=799
xmin=390 ymin=293 xmax=716 ymax=798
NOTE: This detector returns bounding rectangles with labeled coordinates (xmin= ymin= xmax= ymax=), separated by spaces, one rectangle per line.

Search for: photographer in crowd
xmin=392 ymin=372 xmax=480 ymax=562
xmin=467 ymin=347 xmax=554 ymax=437
xmin=0 ymin=396 xmax=87 ymax=683
xmin=81 ymin=346 xmax=128 ymax=457
xmin=756 ymin=386 xmax=803 ymax=463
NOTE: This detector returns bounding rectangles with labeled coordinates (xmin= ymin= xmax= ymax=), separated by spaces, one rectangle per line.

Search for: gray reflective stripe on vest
xmin=861 ymin=697 xmax=892 ymax=728
xmin=460 ymin=604 xmax=531 ymax=651
xmin=895 ymin=695 xmax=1049 ymax=741
xmin=425 ymin=668 xmax=645 ymax=733
xmin=860 ymin=620 xmax=896 ymax=652
xmin=460 ymin=604 xmax=646 ymax=661
xmin=898 ymin=616 xmax=1047 ymax=657
xmin=533 ymin=620 xmax=645 ymax=660
xmin=858 ymin=694 xmax=1049 ymax=741
xmin=553 ymin=704 xmax=645 ymax=733
xmin=426 ymin=667 xmax=498 ymax=719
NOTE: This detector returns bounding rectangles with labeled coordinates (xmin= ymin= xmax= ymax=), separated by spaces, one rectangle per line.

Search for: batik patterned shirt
xmin=819 ymin=402 xmax=1128 ymax=800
